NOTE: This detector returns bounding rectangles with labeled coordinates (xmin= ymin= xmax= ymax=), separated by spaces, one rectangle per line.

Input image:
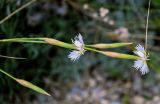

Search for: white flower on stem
xmin=133 ymin=44 xmax=149 ymax=75
xmin=68 ymin=33 xmax=86 ymax=61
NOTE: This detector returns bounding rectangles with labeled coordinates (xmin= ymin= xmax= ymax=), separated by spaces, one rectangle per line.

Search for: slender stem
xmin=10 ymin=38 xmax=45 ymax=40
xmin=0 ymin=37 xmax=45 ymax=41
xmin=145 ymin=0 xmax=151 ymax=51
xmin=0 ymin=55 xmax=26 ymax=59
xmin=84 ymin=47 xmax=101 ymax=53
xmin=0 ymin=38 xmax=46 ymax=43
xmin=0 ymin=0 xmax=36 ymax=24
xmin=0 ymin=69 xmax=17 ymax=80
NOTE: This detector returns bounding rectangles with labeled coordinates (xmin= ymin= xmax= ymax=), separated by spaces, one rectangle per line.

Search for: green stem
xmin=0 ymin=37 xmax=139 ymax=60
xmin=0 ymin=38 xmax=46 ymax=43
xmin=0 ymin=69 xmax=16 ymax=80
xmin=84 ymin=47 xmax=101 ymax=53
xmin=85 ymin=47 xmax=138 ymax=60
xmin=85 ymin=43 xmax=132 ymax=49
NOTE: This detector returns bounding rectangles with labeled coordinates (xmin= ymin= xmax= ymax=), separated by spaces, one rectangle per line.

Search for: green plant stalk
xmin=0 ymin=38 xmax=46 ymax=43
xmin=0 ymin=69 xmax=16 ymax=80
xmin=84 ymin=47 xmax=101 ymax=53
xmin=100 ymin=51 xmax=139 ymax=60
xmin=0 ymin=38 xmax=75 ymax=49
xmin=84 ymin=46 xmax=138 ymax=60
xmin=43 ymin=38 xmax=75 ymax=49
xmin=86 ymin=43 xmax=132 ymax=49
xmin=0 ymin=37 xmax=139 ymax=60
xmin=6 ymin=38 xmax=132 ymax=50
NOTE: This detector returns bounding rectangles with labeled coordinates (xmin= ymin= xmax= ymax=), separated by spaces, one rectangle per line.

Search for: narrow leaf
xmin=0 ymin=38 xmax=46 ymax=43
xmin=0 ymin=69 xmax=50 ymax=96
xmin=86 ymin=43 xmax=132 ymax=49
xmin=100 ymin=51 xmax=139 ymax=60
xmin=44 ymin=38 xmax=75 ymax=49
xmin=16 ymin=79 xmax=51 ymax=96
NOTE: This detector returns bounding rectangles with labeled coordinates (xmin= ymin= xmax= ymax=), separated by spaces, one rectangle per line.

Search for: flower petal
xmin=140 ymin=62 xmax=149 ymax=75
xmin=68 ymin=50 xmax=81 ymax=61
xmin=77 ymin=33 xmax=84 ymax=44
xmin=134 ymin=51 xmax=145 ymax=58
xmin=133 ymin=59 xmax=143 ymax=70
xmin=136 ymin=44 xmax=145 ymax=53
xmin=73 ymin=40 xmax=82 ymax=49
xmin=72 ymin=34 xmax=84 ymax=50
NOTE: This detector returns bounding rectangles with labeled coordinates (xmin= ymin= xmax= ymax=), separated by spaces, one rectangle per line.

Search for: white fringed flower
xmin=68 ymin=33 xmax=86 ymax=61
xmin=133 ymin=44 xmax=149 ymax=75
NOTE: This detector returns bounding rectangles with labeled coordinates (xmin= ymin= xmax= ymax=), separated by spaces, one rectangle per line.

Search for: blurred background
xmin=0 ymin=0 xmax=160 ymax=104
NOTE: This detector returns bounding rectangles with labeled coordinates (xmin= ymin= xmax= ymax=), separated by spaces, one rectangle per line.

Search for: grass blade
xmin=86 ymin=43 xmax=132 ymax=49
xmin=0 ymin=69 xmax=50 ymax=96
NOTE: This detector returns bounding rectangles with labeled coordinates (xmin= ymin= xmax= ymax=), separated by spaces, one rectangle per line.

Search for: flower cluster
xmin=68 ymin=34 xmax=150 ymax=75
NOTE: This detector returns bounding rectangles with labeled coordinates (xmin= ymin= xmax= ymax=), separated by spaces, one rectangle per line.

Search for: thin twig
xmin=0 ymin=0 xmax=36 ymax=24
xmin=0 ymin=55 xmax=26 ymax=59
xmin=145 ymin=0 xmax=151 ymax=51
